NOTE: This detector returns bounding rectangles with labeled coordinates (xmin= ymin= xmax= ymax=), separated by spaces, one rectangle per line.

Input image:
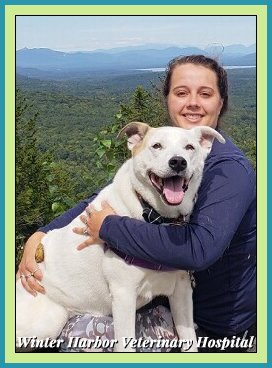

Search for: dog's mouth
xmin=149 ymin=172 xmax=189 ymax=206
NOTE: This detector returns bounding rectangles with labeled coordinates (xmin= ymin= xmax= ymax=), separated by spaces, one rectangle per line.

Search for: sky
xmin=16 ymin=15 xmax=256 ymax=52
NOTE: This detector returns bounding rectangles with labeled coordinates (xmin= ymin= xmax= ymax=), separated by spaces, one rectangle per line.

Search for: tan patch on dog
xmin=117 ymin=122 xmax=156 ymax=156
xmin=35 ymin=243 xmax=44 ymax=263
xmin=132 ymin=128 xmax=156 ymax=156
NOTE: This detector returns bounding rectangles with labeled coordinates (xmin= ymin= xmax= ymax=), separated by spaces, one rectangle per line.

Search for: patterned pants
xmin=59 ymin=305 xmax=178 ymax=352
xmin=58 ymin=306 xmax=256 ymax=353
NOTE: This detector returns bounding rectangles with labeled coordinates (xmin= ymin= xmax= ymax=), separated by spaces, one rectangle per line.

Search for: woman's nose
xmin=186 ymin=94 xmax=200 ymax=108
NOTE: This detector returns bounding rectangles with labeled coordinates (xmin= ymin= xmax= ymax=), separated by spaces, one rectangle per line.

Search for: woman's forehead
xmin=171 ymin=63 xmax=218 ymax=86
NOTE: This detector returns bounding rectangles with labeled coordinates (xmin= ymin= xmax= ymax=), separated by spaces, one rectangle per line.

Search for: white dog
xmin=16 ymin=122 xmax=225 ymax=352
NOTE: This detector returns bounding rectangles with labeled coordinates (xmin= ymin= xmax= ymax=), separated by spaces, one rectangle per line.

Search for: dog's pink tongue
xmin=163 ymin=177 xmax=184 ymax=205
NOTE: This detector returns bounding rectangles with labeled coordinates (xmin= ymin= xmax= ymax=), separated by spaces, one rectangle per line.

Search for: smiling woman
xmin=163 ymin=55 xmax=228 ymax=130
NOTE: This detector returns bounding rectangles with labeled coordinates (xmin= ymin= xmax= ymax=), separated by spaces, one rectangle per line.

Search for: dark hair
xmin=162 ymin=55 xmax=228 ymax=119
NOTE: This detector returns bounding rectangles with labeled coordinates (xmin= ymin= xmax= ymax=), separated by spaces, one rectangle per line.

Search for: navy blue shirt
xmin=39 ymin=133 xmax=256 ymax=336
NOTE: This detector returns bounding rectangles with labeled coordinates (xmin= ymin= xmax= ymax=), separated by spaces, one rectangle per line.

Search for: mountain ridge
xmin=16 ymin=43 xmax=256 ymax=73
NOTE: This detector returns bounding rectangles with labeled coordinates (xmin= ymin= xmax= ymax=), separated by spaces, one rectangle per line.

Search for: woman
xmin=17 ymin=55 xmax=256 ymax=353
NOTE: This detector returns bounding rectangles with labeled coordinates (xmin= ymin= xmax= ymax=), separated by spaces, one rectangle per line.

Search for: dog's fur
xmin=16 ymin=122 xmax=225 ymax=352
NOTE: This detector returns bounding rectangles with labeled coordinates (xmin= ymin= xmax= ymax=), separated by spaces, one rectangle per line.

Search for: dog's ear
xmin=192 ymin=126 xmax=225 ymax=152
xmin=117 ymin=122 xmax=151 ymax=150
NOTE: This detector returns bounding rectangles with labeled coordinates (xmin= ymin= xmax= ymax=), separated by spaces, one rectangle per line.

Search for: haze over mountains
xmin=16 ymin=43 xmax=256 ymax=77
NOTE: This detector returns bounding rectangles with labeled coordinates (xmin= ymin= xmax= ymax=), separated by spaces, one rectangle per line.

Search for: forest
xmin=16 ymin=67 xmax=256 ymax=262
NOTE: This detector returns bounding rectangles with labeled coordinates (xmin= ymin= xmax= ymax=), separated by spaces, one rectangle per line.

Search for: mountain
xmin=222 ymin=52 xmax=256 ymax=66
xmin=223 ymin=43 xmax=256 ymax=55
xmin=90 ymin=43 xmax=179 ymax=54
xmin=16 ymin=44 xmax=256 ymax=74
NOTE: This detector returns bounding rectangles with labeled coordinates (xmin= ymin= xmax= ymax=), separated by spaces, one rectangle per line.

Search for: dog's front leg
xmin=110 ymin=286 xmax=137 ymax=352
xmin=169 ymin=274 xmax=198 ymax=352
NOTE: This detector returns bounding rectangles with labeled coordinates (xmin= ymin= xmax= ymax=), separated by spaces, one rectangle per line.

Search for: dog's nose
xmin=168 ymin=156 xmax=187 ymax=173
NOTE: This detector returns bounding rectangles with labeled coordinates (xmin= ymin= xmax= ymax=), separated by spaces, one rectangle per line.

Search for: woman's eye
xmin=200 ymin=90 xmax=212 ymax=98
xmin=177 ymin=91 xmax=187 ymax=97
xmin=152 ymin=143 xmax=162 ymax=149
xmin=185 ymin=144 xmax=195 ymax=151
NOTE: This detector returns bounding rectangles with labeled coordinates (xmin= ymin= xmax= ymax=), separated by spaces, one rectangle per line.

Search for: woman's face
xmin=167 ymin=63 xmax=223 ymax=130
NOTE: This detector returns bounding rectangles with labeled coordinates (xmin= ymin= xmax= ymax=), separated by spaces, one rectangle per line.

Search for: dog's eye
xmin=185 ymin=144 xmax=195 ymax=151
xmin=152 ymin=143 xmax=162 ymax=150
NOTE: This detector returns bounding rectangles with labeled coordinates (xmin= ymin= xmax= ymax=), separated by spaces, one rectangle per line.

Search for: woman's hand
xmin=73 ymin=201 xmax=116 ymax=250
xmin=16 ymin=231 xmax=45 ymax=297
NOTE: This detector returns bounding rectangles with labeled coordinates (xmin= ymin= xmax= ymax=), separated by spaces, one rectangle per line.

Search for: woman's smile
xmin=182 ymin=113 xmax=204 ymax=123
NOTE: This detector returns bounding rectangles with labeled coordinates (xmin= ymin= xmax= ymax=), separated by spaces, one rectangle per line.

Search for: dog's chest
xmin=104 ymin=251 xmax=188 ymax=307
xmin=136 ymin=270 xmax=186 ymax=301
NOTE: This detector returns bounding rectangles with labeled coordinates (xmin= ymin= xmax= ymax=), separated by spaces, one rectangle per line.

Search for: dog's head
xmin=118 ymin=122 xmax=225 ymax=207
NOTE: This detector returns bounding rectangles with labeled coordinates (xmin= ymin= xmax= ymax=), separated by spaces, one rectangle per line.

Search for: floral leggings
xmin=58 ymin=305 xmax=178 ymax=353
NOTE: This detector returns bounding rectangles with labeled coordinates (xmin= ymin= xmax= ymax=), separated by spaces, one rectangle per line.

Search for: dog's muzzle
xmin=168 ymin=156 xmax=187 ymax=173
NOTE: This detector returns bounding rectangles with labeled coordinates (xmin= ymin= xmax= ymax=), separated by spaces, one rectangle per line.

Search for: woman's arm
xmin=38 ymin=194 xmax=98 ymax=233
xmin=39 ymin=181 xmax=113 ymax=233
xmin=99 ymin=159 xmax=256 ymax=271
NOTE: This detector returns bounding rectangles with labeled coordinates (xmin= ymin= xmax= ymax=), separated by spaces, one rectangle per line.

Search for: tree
xmin=118 ymin=85 xmax=170 ymax=127
xmin=16 ymin=90 xmax=75 ymax=263
xmin=91 ymin=84 xmax=170 ymax=187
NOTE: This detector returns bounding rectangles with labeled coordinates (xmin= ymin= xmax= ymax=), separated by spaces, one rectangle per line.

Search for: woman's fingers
xmin=24 ymin=275 xmax=45 ymax=295
xmin=72 ymin=215 xmax=90 ymax=235
xmin=77 ymin=236 xmax=97 ymax=251
xmin=80 ymin=214 xmax=88 ymax=224
xmin=18 ymin=262 xmax=45 ymax=295
xmin=17 ymin=232 xmax=46 ymax=295
xmin=73 ymin=206 xmax=107 ymax=249
xmin=31 ymin=267 xmax=43 ymax=282
xmin=19 ymin=273 xmax=45 ymax=296
xmin=73 ymin=225 xmax=89 ymax=235
xmin=19 ymin=261 xmax=42 ymax=280
xmin=20 ymin=275 xmax=37 ymax=296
